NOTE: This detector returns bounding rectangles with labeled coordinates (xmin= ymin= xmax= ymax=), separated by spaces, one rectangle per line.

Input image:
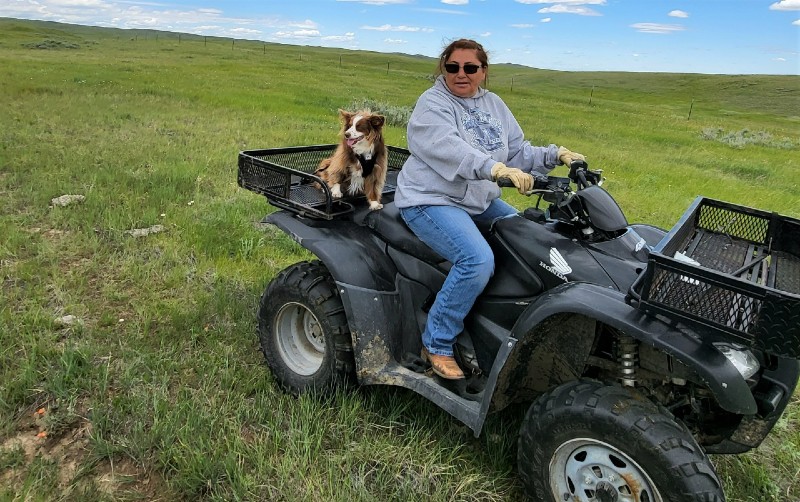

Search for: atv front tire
xmin=257 ymin=260 xmax=354 ymax=394
xmin=518 ymin=380 xmax=724 ymax=502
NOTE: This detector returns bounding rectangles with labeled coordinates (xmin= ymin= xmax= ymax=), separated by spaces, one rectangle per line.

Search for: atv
xmin=238 ymin=144 xmax=800 ymax=501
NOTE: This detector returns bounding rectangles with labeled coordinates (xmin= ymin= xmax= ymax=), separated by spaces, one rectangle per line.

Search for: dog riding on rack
xmin=315 ymin=108 xmax=388 ymax=211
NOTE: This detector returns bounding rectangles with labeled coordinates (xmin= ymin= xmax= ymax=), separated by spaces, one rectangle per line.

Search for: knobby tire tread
xmin=518 ymin=380 xmax=724 ymax=502
xmin=258 ymin=260 xmax=354 ymax=394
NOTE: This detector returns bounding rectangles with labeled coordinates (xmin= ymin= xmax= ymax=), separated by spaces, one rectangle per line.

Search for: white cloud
xmin=289 ymin=19 xmax=318 ymax=29
xmin=770 ymin=0 xmax=800 ymax=11
xmin=793 ymin=18 xmax=800 ymax=25
xmin=668 ymin=10 xmax=688 ymax=18
xmin=480 ymin=31 xmax=491 ymax=37
xmin=384 ymin=38 xmax=407 ymax=44
xmin=442 ymin=0 xmax=469 ymax=4
xmin=47 ymin=0 xmax=106 ymax=6
xmin=274 ymin=29 xmax=320 ymax=39
xmin=516 ymin=0 xmax=605 ymax=4
xmin=229 ymin=27 xmax=261 ymax=35
xmin=630 ymin=23 xmax=685 ymax=34
xmin=511 ymin=23 xmax=534 ymax=28
xmin=361 ymin=24 xmax=433 ymax=32
xmin=541 ymin=17 xmax=551 ymax=23
xmin=538 ymin=5 xmax=602 ymax=16
xmin=322 ymin=33 xmax=355 ymax=41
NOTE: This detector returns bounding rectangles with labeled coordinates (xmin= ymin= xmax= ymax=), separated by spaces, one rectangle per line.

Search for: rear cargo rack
xmin=636 ymin=196 xmax=800 ymax=358
xmin=238 ymin=144 xmax=410 ymax=220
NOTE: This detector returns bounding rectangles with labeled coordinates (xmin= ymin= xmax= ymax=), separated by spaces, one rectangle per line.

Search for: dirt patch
xmin=1 ymin=408 xmax=168 ymax=499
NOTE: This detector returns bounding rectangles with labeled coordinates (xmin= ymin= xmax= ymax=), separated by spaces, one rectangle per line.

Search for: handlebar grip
xmin=568 ymin=160 xmax=588 ymax=183
xmin=497 ymin=174 xmax=549 ymax=192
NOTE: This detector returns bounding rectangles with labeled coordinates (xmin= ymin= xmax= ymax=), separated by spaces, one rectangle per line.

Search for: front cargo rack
xmin=238 ymin=144 xmax=410 ymax=220
xmin=635 ymin=196 xmax=800 ymax=358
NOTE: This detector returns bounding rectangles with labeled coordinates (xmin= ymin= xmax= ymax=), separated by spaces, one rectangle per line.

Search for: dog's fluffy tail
xmin=317 ymin=158 xmax=332 ymax=173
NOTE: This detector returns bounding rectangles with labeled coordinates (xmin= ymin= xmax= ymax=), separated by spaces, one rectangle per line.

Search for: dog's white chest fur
xmin=347 ymin=170 xmax=365 ymax=195
xmin=352 ymin=142 xmax=374 ymax=158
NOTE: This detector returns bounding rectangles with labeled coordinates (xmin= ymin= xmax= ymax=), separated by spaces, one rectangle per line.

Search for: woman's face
xmin=443 ymin=48 xmax=486 ymax=98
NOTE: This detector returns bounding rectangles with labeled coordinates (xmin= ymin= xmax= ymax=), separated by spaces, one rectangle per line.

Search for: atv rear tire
xmin=257 ymin=260 xmax=354 ymax=394
xmin=518 ymin=380 xmax=724 ymax=502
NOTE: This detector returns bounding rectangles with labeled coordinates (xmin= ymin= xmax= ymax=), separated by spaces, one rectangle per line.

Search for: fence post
xmin=688 ymin=99 xmax=694 ymax=120
xmin=589 ymin=85 xmax=594 ymax=105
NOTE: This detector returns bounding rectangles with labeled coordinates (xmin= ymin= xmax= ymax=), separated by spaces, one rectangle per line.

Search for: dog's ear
xmin=338 ymin=109 xmax=352 ymax=122
xmin=370 ymin=115 xmax=385 ymax=128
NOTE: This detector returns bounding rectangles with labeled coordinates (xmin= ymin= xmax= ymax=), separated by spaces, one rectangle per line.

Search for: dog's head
xmin=338 ymin=109 xmax=385 ymax=148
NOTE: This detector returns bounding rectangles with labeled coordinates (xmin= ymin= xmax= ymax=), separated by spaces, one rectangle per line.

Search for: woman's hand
xmin=491 ymin=163 xmax=533 ymax=194
xmin=557 ymin=146 xmax=586 ymax=166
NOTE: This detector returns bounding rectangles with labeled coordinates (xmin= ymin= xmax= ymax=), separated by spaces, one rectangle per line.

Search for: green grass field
xmin=1 ymin=17 xmax=799 ymax=501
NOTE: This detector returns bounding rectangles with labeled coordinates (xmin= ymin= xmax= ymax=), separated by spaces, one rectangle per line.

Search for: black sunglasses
xmin=444 ymin=63 xmax=483 ymax=75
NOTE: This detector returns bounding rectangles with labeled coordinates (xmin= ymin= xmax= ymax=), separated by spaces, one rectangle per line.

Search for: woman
xmin=394 ymin=38 xmax=585 ymax=380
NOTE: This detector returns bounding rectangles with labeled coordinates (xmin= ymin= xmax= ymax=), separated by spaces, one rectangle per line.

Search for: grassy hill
xmin=1 ymin=17 xmax=799 ymax=501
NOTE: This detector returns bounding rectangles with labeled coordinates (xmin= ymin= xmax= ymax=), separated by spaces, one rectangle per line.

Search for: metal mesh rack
xmin=637 ymin=196 xmax=800 ymax=358
xmin=238 ymin=144 xmax=410 ymax=219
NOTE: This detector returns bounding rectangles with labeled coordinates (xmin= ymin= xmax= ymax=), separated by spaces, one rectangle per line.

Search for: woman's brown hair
xmin=436 ymin=38 xmax=489 ymax=77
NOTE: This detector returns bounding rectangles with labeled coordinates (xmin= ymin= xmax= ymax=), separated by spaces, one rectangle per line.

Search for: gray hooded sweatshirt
xmin=395 ymin=76 xmax=561 ymax=215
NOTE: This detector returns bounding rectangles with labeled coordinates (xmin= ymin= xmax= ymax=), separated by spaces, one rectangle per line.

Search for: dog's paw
xmin=331 ymin=184 xmax=343 ymax=199
xmin=369 ymin=201 xmax=384 ymax=211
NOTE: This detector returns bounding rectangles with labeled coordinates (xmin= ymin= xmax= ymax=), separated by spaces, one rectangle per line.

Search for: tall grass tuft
xmin=347 ymin=98 xmax=414 ymax=127
xmin=701 ymin=127 xmax=799 ymax=149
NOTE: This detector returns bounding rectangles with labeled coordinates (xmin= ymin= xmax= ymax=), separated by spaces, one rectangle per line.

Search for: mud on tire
xmin=257 ymin=260 xmax=354 ymax=394
xmin=518 ymin=379 xmax=724 ymax=502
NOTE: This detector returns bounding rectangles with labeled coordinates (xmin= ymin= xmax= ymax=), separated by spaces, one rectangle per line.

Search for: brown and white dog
xmin=315 ymin=109 xmax=388 ymax=211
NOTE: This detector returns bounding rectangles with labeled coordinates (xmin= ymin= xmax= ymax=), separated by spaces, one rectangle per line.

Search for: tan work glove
xmin=558 ymin=146 xmax=586 ymax=166
xmin=491 ymin=162 xmax=533 ymax=194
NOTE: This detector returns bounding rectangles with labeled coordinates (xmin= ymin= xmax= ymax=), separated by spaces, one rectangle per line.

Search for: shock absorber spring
xmin=617 ymin=334 xmax=639 ymax=387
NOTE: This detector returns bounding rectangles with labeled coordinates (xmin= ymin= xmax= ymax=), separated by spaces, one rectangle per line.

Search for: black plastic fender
xmin=503 ymin=281 xmax=757 ymax=415
xmin=266 ymin=211 xmax=397 ymax=291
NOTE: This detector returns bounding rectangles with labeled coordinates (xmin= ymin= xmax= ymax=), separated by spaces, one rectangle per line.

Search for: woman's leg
xmin=473 ymin=198 xmax=519 ymax=225
xmin=400 ymin=205 xmax=494 ymax=356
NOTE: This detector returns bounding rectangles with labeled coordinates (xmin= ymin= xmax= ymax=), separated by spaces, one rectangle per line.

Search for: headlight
xmin=714 ymin=342 xmax=760 ymax=380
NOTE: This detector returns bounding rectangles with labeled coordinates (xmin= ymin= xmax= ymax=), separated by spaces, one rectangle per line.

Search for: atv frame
xmin=239 ymin=144 xmax=800 ymax=501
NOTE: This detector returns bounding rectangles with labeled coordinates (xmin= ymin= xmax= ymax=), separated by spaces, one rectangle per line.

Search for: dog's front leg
xmin=327 ymin=170 xmax=344 ymax=199
xmin=364 ymin=178 xmax=383 ymax=211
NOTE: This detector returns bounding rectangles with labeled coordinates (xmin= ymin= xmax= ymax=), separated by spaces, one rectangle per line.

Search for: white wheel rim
xmin=274 ymin=302 xmax=324 ymax=376
xmin=549 ymin=437 xmax=663 ymax=502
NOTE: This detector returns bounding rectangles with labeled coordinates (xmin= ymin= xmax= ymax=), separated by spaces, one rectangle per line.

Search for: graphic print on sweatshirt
xmin=461 ymin=108 xmax=503 ymax=153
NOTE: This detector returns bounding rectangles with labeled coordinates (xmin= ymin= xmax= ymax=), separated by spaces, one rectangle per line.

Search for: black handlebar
xmin=497 ymin=160 xmax=602 ymax=193
xmin=496 ymin=174 xmax=550 ymax=190
xmin=569 ymin=160 xmax=601 ymax=190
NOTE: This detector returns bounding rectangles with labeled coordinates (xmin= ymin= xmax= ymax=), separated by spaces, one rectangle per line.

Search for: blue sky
xmin=2 ymin=0 xmax=798 ymax=74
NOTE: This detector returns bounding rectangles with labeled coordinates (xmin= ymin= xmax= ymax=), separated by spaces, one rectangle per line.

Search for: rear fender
xmin=491 ymin=282 xmax=757 ymax=415
xmin=266 ymin=211 xmax=397 ymax=291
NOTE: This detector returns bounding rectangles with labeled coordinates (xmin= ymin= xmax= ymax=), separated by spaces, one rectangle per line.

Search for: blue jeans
xmin=400 ymin=200 xmax=519 ymax=356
